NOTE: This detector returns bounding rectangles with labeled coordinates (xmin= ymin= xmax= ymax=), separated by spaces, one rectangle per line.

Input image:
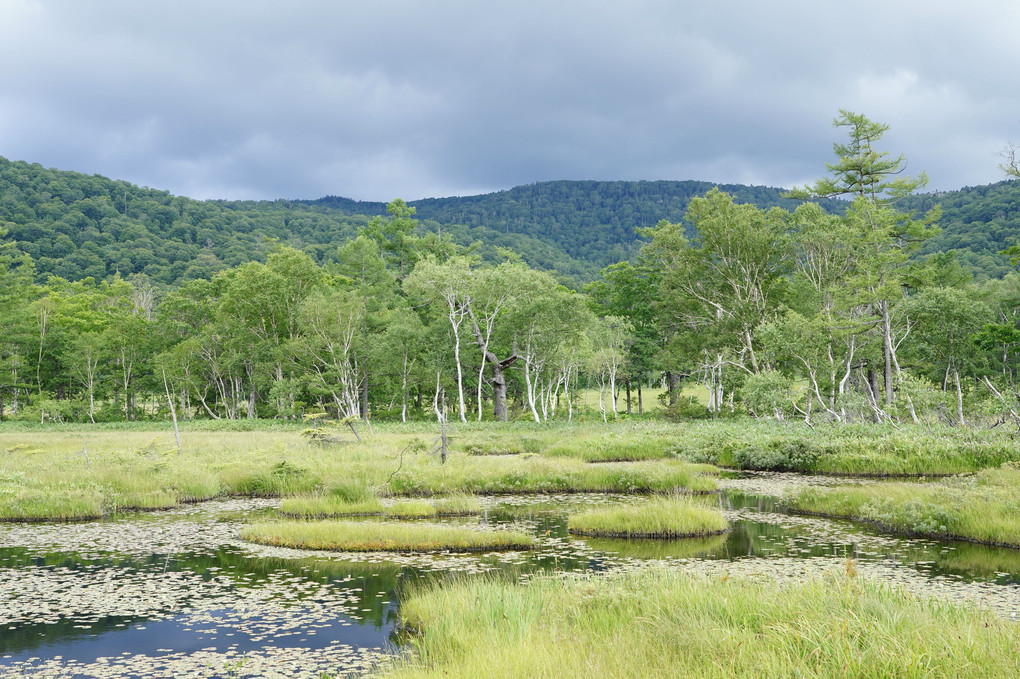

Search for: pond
xmin=1 ymin=473 xmax=1019 ymax=677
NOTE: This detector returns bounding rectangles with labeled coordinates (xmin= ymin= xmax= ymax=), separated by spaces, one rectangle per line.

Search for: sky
xmin=1 ymin=0 xmax=1018 ymax=202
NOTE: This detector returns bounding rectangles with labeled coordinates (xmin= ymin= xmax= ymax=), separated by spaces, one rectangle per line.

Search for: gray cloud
xmin=1 ymin=0 xmax=1017 ymax=201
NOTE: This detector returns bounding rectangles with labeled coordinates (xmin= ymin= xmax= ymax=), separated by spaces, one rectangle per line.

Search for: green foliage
xmin=739 ymin=370 xmax=793 ymax=418
xmin=725 ymin=437 xmax=819 ymax=472
xmin=662 ymin=399 xmax=711 ymax=421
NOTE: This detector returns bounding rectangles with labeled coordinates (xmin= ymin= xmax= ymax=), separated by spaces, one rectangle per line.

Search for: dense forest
xmin=4 ymin=155 xmax=1020 ymax=292
xmin=3 ymin=112 xmax=1020 ymax=426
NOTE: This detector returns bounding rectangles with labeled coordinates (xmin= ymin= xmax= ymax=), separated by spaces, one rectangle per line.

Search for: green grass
xmin=666 ymin=420 xmax=1020 ymax=476
xmin=783 ymin=464 xmax=1020 ymax=547
xmin=386 ymin=499 xmax=438 ymax=518
xmin=385 ymin=568 xmax=1020 ymax=679
xmin=434 ymin=494 xmax=483 ymax=516
xmin=567 ymin=495 xmax=729 ymax=538
xmin=544 ymin=434 xmax=679 ymax=462
xmin=7 ymin=418 xmax=1019 ymax=522
xmin=386 ymin=457 xmax=716 ymax=496
xmin=0 ymin=486 xmax=104 ymax=522
xmin=279 ymin=495 xmax=384 ymax=518
xmin=453 ymin=433 xmax=544 ymax=456
xmin=0 ymin=423 xmax=720 ymax=521
xmin=241 ymin=520 xmax=535 ymax=552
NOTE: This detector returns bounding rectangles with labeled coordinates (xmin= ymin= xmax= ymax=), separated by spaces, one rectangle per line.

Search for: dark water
xmin=1 ymin=484 xmax=1019 ymax=677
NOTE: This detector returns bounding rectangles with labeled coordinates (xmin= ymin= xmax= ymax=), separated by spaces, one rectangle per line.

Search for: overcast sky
xmin=1 ymin=1 xmax=1017 ymax=202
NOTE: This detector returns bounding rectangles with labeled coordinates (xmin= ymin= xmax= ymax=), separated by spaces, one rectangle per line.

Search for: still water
xmin=1 ymin=474 xmax=1018 ymax=677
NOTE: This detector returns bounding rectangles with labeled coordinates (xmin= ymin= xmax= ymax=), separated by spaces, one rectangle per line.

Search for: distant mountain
xmin=304 ymin=180 xmax=821 ymax=277
xmin=905 ymin=180 xmax=1020 ymax=280
xmin=1 ymin=156 xmax=1018 ymax=287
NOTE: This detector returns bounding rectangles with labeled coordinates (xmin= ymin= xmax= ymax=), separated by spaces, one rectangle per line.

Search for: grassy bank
xmin=783 ymin=464 xmax=1020 ymax=547
xmin=452 ymin=419 xmax=1020 ymax=476
xmin=385 ymin=569 xmax=1020 ymax=678
xmin=242 ymin=520 xmax=535 ymax=552
xmin=665 ymin=421 xmax=1020 ymax=476
xmin=567 ymin=495 xmax=728 ymax=538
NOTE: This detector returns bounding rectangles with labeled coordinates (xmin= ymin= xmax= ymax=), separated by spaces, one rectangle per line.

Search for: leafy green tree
xmin=642 ymin=189 xmax=792 ymax=401
xmin=789 ymin=110 xmax=939 ymax=408
xmin=905 ymin=287 xmax=991 ymax=425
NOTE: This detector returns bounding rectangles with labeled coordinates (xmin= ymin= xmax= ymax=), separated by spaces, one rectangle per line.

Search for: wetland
xmin=2 ymin=423 xmax=1020 ymax=677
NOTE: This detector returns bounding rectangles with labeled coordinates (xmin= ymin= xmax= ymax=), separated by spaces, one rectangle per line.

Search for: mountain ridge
xmin=1 ymin=156 xmax=1018 ymax=286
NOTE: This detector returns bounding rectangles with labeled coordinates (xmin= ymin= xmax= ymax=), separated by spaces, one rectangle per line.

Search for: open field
xmin=4 ymin=419 xmax=1020 ymax=521
xmin=385 ymin=568 xmax=1020 ymax=679
xmin=0 ymin=422 xmax=714 ymax=521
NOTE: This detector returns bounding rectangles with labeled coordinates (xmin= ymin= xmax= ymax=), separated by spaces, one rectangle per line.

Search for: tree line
xmin=0 ymin=200 xmax=631 ymax=423
xmin=2 ymin=111 xmax=1020 ymax=426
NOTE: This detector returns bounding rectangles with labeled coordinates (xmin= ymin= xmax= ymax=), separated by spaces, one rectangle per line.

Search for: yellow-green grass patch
xmin=279 ymin=495 xmax=385 ymax=518
xmin=784 ymin=464 xmax=1020 ymax=547
xmin=567 ymin=495 xmax=728 ymax=538
xmin=242 ymin=520 xmax=535 ymax=553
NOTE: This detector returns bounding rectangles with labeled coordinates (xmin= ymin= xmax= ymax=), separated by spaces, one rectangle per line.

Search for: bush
xmin=663 ymin=400 xmax=711 ymax=422
xmin=728 ymin=437 xmax=819 ymax=472
xmin=739 ymin=370 xmax=793 ymax=418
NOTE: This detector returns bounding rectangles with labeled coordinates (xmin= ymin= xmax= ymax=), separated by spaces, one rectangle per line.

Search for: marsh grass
xmin=453 ymin=433 xmax=545 ymax=456
xmin=545 ymin=434 xmax=677 ymax=462
xmin=386 ymin=568 xmax=1020 ymax=679
xmin=567 ymin=495 xmax=728 ymax=538
xmin=242 ymin=520 xmax=535 ymax=552
xmin=9 ymin=419 xmax=1015 ymax=522
xmin=675 ymin=421 xmax=1020 ymax=476
xmin=386 ymin=499 xmax=438 ymax=518
xmin=386 ymin=457 xmax=716 ymax=496
xmin=279 ymin=495 xmax=385 ymax=518
xmin=784 ymin=464 xmax=1020 ymax=547
xmin=0 ymin=486 xmax=104 ymax=521
xmin=281 ymin=491 xmax=481 ymax=519
xmin=434 ymin=494 xmax=483 ymax=516
xmin=0 ymin=424 xmax=722 ymax=521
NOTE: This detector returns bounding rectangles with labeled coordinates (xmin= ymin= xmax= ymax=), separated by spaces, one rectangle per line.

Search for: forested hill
xmin=3 ymin=155 xmax=1020 ymax=287
xmin=305 ymin=180 xmax=816 ymax=272
xmin=906 ymin=180 xmax=1020 ymax=280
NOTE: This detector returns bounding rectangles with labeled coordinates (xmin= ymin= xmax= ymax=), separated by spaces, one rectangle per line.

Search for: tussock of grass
xmin=434 ymin=494 xmax=483 ymax=516
xmin=567 ymin=495 xmax=729 ymax=538
xmin=242 ymin=520 xmax=535 ymax=553
xmin=386 ymin=569 xmax=1020 ymax=679
xmin=784 ymin=464 xmax=1020 ymax=547
xmin=386 ymin=499 xmax=437 ymax=518
xmin=279 ymin=495 xmax=384 ymax=518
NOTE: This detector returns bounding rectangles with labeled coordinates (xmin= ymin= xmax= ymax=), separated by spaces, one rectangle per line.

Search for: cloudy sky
xmin=1 ymin=1 xmax=1018 ymax=201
